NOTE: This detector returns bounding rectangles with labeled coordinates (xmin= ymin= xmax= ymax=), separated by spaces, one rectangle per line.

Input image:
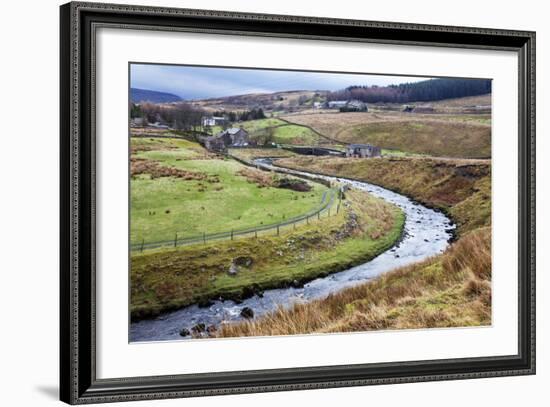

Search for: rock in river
xmin=191 ymin=323 xmax=206 ymax=334
xmin=240 ymin=307 xmax=254 ymax=319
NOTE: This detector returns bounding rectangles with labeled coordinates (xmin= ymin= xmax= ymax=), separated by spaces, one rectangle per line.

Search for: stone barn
xmin=346 ymin=144 xmax=381 ymax=158
xmin=203 ymin=127 xmax=250 ymax=152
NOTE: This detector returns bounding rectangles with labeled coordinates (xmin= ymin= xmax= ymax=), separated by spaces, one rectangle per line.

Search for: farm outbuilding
xmin=202 ymin=116 xmax=227 ymax=127
xmin=345 ymin=144 xmax=381 ymax=158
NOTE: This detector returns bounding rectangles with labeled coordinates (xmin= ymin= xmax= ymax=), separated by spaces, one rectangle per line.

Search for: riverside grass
xmin=276 ymin=155 xmax=491 ymax=235
xmin=130 ymin=189 xmax=405 ymax=320
xmin=216 ymin=155 xmax=492 ymax=338
xmin=217 ymin=226 xmax=491 ymax=337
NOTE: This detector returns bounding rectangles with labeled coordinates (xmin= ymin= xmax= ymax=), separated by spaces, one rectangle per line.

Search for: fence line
xmin=131 ymin=187 xmax=340 ymax=252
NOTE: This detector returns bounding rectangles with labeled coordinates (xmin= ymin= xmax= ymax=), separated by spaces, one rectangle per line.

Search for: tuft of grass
xmin=216 ymin=227 xmax=491 ymax=338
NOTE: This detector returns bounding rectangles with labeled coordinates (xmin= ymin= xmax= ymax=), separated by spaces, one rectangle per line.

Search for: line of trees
xmin=211 ymin=108 xmax=266 ymax=122
xmin=129 ymin=101 xmax=269 ymax=132
xmin=327 ymin=78 xmax=491 ymax=103
xmin=131 ymin=102 xmax=204 ymax=131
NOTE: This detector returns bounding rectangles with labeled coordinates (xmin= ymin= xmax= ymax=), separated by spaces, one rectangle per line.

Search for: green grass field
xmin=271 ymin=124 xmax=320 ymax=145
xmin=239 ymin=118 xmax=287 ymax=133
xmin=231 ymin=118 xmax=323 ymax=145
xmin=130 ymin=138 xmax=328 ymax=245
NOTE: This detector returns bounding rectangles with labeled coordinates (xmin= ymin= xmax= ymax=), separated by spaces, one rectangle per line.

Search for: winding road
xmin=130 ymin=159 xmax=455 ymax=342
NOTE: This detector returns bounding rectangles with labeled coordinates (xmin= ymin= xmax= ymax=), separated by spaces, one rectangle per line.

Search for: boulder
xmin=191 ymin=323 xmax=206 ymax=334
xmin=227 ymin=262 xmax=239 ymax=276
xmin=234 ymin=256 xmax=253 ymax=268
xmin=179 ymin=328 xmax=190 ymax=337
xmin=290 ymin=279 xmax=302 ymax=288
xmin=240 ymin=307 xmax=254 ymax=319
xmin=197 ymin=299 xmax=214 ymax=308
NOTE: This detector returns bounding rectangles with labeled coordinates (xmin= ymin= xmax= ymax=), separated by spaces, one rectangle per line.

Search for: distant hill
xmin=193 ymin=90 xmax=328 ymax=112
xmin=130 ymin=88 xmax=182 ymax=104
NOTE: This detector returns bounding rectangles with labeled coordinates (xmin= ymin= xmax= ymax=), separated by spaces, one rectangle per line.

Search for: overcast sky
xmin=130 ymin=63 xmax=432 ymax=100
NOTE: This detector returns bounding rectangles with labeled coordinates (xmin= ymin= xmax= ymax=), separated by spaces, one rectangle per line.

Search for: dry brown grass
xmin=281 ymin=111 xmax=491 ymax=158
xmin=429 ymin=94 xmax=491 ymax=108
xmin=130 ymin=157 xmax=213 ymax=181
xmin=236 ymin=167 xmax=276 ymax=188
xmin=275 ymin=155 xmax=491 ymax=235
xmin=216 ymin=227 xmax=491 ymax=338
xmin=281 ymin=111 xmax=394 ymax=138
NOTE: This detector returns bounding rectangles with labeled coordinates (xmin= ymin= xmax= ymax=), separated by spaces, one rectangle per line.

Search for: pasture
xmin=130 ymin=137 xmax=328 ymax=245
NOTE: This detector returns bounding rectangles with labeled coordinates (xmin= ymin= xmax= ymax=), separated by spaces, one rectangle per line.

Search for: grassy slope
xmin=215 ymin=155 xmax=492 ymax=337
xmin=237 ymin=118 xmax=323 ymax=145
xmin=275 ymin=156 xmax=491 ymax=235
xmin=281 ymin=111 xmax=491 ymax=158
xmin=130 ymin=138 xmax=327 ymax=244
xmin=272 ymin=124 xmax=320 ymax=145
xmin=131 ymin=189 xmax=405 ymax=319
xmin=239 ymin=118 xmax=287 ymax=132
xmin=338 ymin=120 xmax=491 ymax=158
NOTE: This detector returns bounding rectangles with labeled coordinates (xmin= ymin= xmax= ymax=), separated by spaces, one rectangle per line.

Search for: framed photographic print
xmin=60 ymin=1 xmax=536 ymax=404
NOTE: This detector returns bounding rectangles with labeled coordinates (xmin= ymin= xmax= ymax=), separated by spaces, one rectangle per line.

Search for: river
xmin=130 ymin=159 xmax=454 ymax=342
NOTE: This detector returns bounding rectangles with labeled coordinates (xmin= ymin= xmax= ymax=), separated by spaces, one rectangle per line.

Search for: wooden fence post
xmin=277 ymin=225 xmax=280 ymax=236
xmin=141 ymin=238 xmax=144 ymax=252
xmin=255 ymin=229 xmax=258 ymax=239
xmin=231 ymin=230 xmax=234 ymax=240
xmin=203 ymin=232 xmax=206 ymax=245
xmin=174 ymin=233 xmax=178 ymax=247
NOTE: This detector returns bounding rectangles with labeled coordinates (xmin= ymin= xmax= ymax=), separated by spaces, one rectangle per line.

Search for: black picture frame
xmin=60 ymin=2 xmax=536 ymax=404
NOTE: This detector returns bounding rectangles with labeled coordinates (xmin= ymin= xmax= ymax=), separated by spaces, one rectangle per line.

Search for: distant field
xmin=272 ymin=124 xmax=321 ymax=145
xmin=239 ymin=118 xmax=286 ymax=133
xmin=130 ymin=137 xmax=328 ymax=245
xmin=237 ymin=118 xmax=326 ymax=145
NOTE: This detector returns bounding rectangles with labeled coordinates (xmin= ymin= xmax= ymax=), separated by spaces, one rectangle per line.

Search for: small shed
xmin=346 ymin=144 xmax=381 ymax=158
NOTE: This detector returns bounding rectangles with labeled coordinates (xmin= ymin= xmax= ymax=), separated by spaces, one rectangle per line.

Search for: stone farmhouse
xmin=203 ymin=127 xmax=251 ymax=152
